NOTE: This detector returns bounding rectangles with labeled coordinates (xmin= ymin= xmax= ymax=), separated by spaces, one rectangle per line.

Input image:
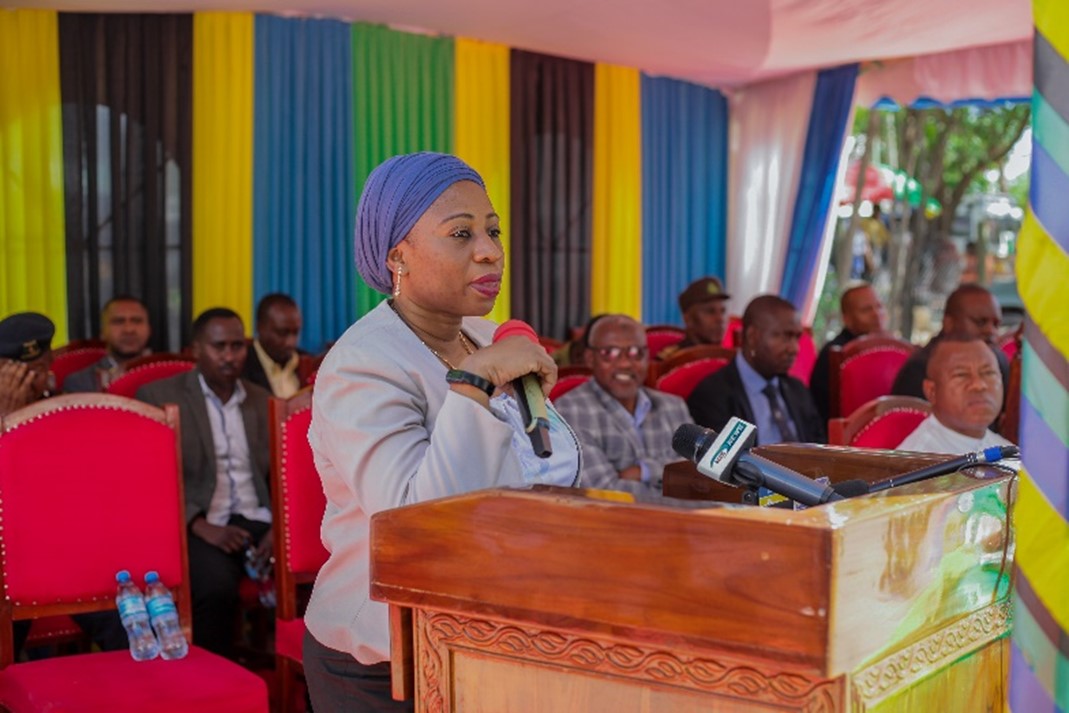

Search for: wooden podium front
xmin=370 ymin=446 xmax=1015 ymax=712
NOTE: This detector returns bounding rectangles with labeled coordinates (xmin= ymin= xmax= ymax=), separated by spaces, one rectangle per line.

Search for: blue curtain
xmin=781 ymin=64 xmax=858 ymax=308
xmin=640 ymin=76 xmax=728 ymax=325
xmin=253 ymin=16 xmax=355 ymax=352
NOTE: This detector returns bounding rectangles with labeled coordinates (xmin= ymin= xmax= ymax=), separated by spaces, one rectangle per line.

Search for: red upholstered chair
xmin=726 ymin=316 xmax=743 ymax=348
xmin=645 ymin=325 xmax=686 ymax=358
xmin=828 ymin=335 xmax=917 ymax=418
xmin=827 ymin=395 xmax=931 ymax=448
xmin=648 ymin=345 xmax=735 ymax=387
xmin=549 ymin=366 xmax=592 ymax=402
xmin=0 ymin=394 xmax=269 ymax=713
xmin=788 ymin=328 xmax=817 ymax=386
xmin=105 ymin=359 xmax=196 ymax=398
xmin=998 ymin=329 xmax=1021 ymax=362
xmin=654 ymin=358 xmax=731 ymax=400
xmin=270 ymin=388 xmax=329 ymax=713
xmin=50 ymin=340 xmax=107 ymax=391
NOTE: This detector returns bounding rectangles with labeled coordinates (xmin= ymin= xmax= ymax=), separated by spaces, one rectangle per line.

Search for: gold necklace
xmin=390 ymin=301 xmax=476 ymax=369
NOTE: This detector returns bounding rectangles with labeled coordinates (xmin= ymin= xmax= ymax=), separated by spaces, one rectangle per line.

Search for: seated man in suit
xmin=64 ymin=295 xmax=151 ymax=392
xmin=242 ymin=293 xmax=303 ymax=398
xmin=892 ymin=283 xmax=1009 ymax=401
xmin=555 ymin=314 xmax=692 ymax=500
xmin=897 ymin=336 xmax=1013 ymax=453
xmin=659 ymin=276 xmax=731 ymax=359
xmin=809 ymin=282 xmax=887 ymax=421
xmin=687 ymin=295 xmax=825 ymax=444
xmin=138 ymin=307 xmax=272 ymax=657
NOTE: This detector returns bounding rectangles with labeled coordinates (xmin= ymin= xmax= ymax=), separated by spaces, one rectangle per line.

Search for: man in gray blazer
xmin=138 ymin=307 xmax=272 ymax=657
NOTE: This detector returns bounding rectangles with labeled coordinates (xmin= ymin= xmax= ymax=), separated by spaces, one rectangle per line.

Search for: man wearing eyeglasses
xmin=554 ymin=314 xmax=693 ymax=500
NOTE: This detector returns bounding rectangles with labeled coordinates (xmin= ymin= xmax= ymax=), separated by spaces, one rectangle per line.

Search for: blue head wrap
xmin=354 ymin=152 xmax=486 ymax=294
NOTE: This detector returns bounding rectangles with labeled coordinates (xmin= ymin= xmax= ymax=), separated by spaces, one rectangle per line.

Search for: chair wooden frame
xmin=999 ymin=350 xmax=1021 ymax=444
xmin=270 ymin=388 xmax=319 ymax=713
xmin=0 ymin=394 xmax=191 ymax=668
xmin=827 ymin=395 xmax=931 ymax=447
xmin=827 ymin=334 xmax=917 ymax=418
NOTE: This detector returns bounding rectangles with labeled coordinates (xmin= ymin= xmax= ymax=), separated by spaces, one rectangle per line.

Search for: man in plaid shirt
xmin=555 ymin=315 xmax=693 ymax=500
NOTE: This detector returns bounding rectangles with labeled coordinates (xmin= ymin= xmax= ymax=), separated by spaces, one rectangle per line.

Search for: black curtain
xmin=509 ymin=50 xmax=594 ymax=340
xmin=59 ymin=14 xmax=193 ymax=351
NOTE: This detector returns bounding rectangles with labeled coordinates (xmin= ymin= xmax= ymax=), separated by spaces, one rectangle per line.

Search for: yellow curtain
xmin=192 ymin=12 xmax=255 ymax=330
xmin=454 ymin=38 xmax=512 ymax=325
xmin=591 ymin=63 xmax=642 ymax=318
xmin=0 ymin=10 xmax=68 ymax=342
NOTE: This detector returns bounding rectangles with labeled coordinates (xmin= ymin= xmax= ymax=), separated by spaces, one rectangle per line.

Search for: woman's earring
xmin=393 ymin=266 xmax=403 ymax=298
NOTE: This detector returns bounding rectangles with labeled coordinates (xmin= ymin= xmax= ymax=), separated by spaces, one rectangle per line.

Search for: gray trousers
xmin=303 ymin=630 xmax=414 ymax=713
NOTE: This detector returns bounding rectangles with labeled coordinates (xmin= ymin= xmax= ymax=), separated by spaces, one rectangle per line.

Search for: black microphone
xmin=868 ymin=445 xmax=1018 ymax=493
xmin=672 ymin=421 xmax=843 ymax=507
xmin=493 ymin=320 xmax=552 ymax=458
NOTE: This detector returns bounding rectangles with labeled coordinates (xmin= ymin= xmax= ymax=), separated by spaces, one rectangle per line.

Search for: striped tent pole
xmin=1008 ymin=3 xmax=1069 ymax=711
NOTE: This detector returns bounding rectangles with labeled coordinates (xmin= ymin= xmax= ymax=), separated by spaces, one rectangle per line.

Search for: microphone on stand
xmin=493 ymin=320 xmax=552 ymax=458
xmin=672 ymin=420 xmax=844 ymax=507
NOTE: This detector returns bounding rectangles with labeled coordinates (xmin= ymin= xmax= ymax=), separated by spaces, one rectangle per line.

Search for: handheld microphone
xmin=672 ymin=420 xmax=844 ymax=507
xmin=868 ymin=445 xmax=1018 ymax=493
xmin=493 ymin=320 xmax=552 ymax=458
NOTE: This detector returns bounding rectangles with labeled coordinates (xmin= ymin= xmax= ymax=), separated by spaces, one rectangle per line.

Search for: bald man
xmin=554 ymin=315 xmax=693 ymax=500
xmin=688 ymin=295 xmax=825 ymax=445
xmin=892 ymin=283 xmax=1010 ymax=402
xmin=896 ymin=336 xmax=1013 ymax=453
xmin=809 ymin=282 xmax=887 ymax=421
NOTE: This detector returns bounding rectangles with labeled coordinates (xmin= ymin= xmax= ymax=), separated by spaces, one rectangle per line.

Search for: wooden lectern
xmin=370 ymin=445 xmax=1014 ymax=712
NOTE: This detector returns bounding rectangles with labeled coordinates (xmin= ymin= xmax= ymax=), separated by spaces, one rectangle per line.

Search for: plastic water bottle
xmin=115 ymin=570 xmax=159 ymax=661
xmin=244 ymin=546 xmax=277 ymax=608
xmin=144 ymin=571 xmax=189 ymax=660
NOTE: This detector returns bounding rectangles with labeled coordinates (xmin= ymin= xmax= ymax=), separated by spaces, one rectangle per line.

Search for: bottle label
xmin=117 ymin=595 xmax=148 ymax=619
xmin=146 ymin=595 xmax=177 ymax=618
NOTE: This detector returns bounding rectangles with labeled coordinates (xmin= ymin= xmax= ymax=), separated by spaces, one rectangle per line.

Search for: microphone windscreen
xmin=672 ymin=423 xmax=708 ymax=462
xmin=831 ymin=479 xmax=870 ymax=498
xmin=493 ymin=319 xmax=539 ymax=345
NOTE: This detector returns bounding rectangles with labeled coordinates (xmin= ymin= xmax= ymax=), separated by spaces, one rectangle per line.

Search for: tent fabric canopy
xmin=19 ymin=0 xmax=1032 ymax=90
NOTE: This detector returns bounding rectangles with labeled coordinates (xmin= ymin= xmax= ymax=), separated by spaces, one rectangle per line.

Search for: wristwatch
xmin=445 ymin=369 xmax=496 ymax=397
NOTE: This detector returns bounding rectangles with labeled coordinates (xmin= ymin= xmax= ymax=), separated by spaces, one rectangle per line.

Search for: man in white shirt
xmin=897 ymin=336 xmax=1014 ymax=454
xmin=138 ymin=308 xmax=272 ymax=657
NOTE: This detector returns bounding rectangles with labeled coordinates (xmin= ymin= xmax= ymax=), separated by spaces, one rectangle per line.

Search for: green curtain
xmin=351 ymin=23 xmax=454 ymax=317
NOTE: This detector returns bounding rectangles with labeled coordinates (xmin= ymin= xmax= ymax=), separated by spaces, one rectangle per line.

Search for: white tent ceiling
xmin=16 ymin=0 xmax=1033 ymax=87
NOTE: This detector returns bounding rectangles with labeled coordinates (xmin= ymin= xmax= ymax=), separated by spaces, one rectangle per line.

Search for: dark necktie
xmin=762 ymin=382 xmax=798 ymax=443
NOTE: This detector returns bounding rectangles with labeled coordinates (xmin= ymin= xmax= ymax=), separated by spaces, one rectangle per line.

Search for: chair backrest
xmin=648 ymin=344 xmax=735 ymax=386
xmin=0 ymin=394 xmax=190 ymax=666
xmin=827 ymin=395 xmax=932 ymax=448
xmin=645 ymin=326 xmax=685 ymax=357
xmin=726 ymin=316 xmax=743 ymax=348
xmin=829 ymin=335 xmax=917 ymax=418
xmin=122 ymin=352 xmax=196 ymax=370
xmin=269 ymin=388 xmax=328 ymax=621
xmin=50 ymin=344 xmax=108 ymax=391
xmin=653 ymin=357 xmax=731 ymax=400
xmin=105 ymin=360 xmax=197 ymax=398
xmin=998 ymin=330 xmax=1020 ymax=361
xmin=788 ymin=328 xmax=817 ymax=386
xmin=549 ymin=373 xmax=591 ymax=402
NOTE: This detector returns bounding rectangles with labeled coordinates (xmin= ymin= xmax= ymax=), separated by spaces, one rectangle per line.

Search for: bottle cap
xmin=116 ymin=570 xmax=131 ymax=582
xmin=144 ymin=571 xmax=160 ymax=583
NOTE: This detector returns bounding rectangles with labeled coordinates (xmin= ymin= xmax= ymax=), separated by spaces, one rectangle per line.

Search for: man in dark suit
xmin=138 ymin=307 xmax=272 ymax=657
xmin=64 ymin=295 xmax=151 ymax=393
xmin=687 ymin=295 xmax=825 ymax=444
xmin=809 ymin=282 xmax=887 ymax=421
xmin=242 ymin=293 xmax=303 ymax=397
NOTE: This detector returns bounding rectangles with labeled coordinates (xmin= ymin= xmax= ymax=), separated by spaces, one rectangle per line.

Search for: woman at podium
xmin=302 ymin=152 xmax=581 ymax=710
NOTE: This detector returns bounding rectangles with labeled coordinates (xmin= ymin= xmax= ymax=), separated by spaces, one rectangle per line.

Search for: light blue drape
xmin=781 ymin=64 xmax=858 ymax=307
xmin=640 ymin=75 xmax=728 ymax=325
xmin=253 ymin=16 xmax=355 ymax=352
